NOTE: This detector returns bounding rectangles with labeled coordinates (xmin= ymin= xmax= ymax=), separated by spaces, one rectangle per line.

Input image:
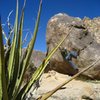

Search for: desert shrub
xmin=0 ymin=0 xmax=68 ymax=100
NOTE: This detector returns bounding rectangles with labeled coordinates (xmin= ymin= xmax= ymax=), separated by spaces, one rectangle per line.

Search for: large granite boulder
xmin=46 ymin=13 xmax=100 ymax=79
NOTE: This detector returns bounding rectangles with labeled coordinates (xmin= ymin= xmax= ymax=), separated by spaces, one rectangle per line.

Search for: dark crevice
xmin=89 ymin=41 xmax=93 ymax=45
xmin=80 ymin=40 xmax=94 ymax=52
xmin=70 ymin=24 xmax=86 ymax=29
xmin=79 ymin=37 xmax=82 ymax=40
xmin=78 ymin=29 xmax=88 ymax=40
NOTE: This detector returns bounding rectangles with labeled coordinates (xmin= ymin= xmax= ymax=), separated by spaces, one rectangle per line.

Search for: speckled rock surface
xmin=46 ymin=13 xmax=100 ymax=79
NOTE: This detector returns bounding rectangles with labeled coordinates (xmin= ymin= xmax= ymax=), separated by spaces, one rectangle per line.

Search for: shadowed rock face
xmin=46 ymin=13 xmax=100 ymax=79
xmin=22 ymin=49 xmax=46 ymax=83
xmin=22 ymin=49 xmax=46 ymax=67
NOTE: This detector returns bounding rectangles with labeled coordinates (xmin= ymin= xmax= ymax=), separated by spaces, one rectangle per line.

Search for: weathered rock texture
xmin=30 ymin=71 xmax=100 ymax=100
xmin=46 ymin=13 xmax=100 ymax=79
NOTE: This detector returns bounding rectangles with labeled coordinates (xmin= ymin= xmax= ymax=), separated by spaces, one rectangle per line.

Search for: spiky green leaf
xmin=12 ymin=0 xmax=42 ymax=99
xmin=7 ymin=0 xmax=18 ymax=82
xmin=8 ymin=1 xmax=25 ymax=99
xmin=0 ymin=18 xmax=8 ymax=100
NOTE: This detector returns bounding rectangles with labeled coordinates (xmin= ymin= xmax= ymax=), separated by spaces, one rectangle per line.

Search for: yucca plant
xmin=0 ymin=0 xmax=70 ymax=100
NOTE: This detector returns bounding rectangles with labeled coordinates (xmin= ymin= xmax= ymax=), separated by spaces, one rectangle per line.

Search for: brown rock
xmin=46 ymin=13 xmax=100 ymax=79
xmin=23 ymin=50 xmax=45 ymax=84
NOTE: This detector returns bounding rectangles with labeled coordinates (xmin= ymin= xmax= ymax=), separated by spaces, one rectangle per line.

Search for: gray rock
xmin=46 ymin=13 xmax=100 ymax=79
